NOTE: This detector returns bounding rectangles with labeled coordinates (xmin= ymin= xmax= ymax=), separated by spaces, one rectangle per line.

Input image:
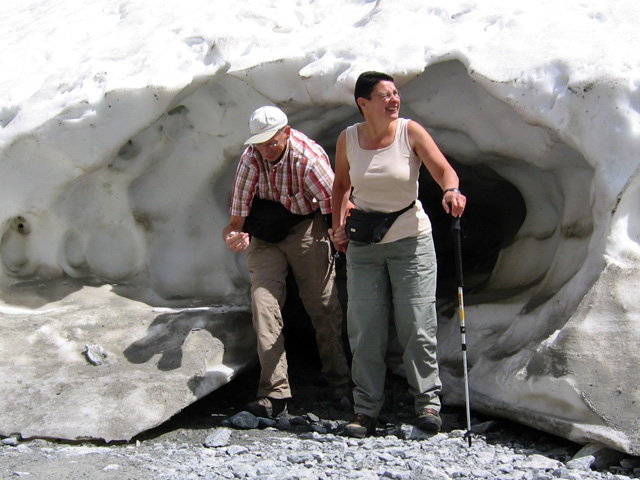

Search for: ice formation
xmin=1 ymin=0 xmax=640 ymax=453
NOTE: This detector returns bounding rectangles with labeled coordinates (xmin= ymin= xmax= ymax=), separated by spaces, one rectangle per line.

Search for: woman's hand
xmin=442 ymin=189 xmax=466 ymax=218
xmin=329 ymin=224 xmax=349 ymax=253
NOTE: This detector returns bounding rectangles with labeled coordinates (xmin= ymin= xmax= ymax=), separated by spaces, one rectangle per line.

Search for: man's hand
xmin=224 ymin=230 xmax=250 ymax=253
xmin=222 ymin=215 xmax=248 ymax=252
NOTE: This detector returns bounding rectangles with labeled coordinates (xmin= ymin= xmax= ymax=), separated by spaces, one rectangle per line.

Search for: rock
xmin=228 ymin=412 xmax=260 ymax=430
xmin=306 ymin=412 xmax=320 ymax=423
xmin=275 ymin=416 xmax=292 ymax=430
xmin=566 ymin=455 xmax=595 ymax=470
xmin=203 ymin=427 xmax=232 ymax=447
xmin=520 ymin=454 xmax=562 ymax=470
xmin=1 ymin=436 xmax=18 ymax=446
xmin=412 ymin=464 xmax=452 ymax=480
xmin=0 ymin=293 xmax=256 ymax=442
xmin=287 ymin=451 xmax=314 ymax=464
xmin=83 ymin=344 xmax=108 ymax=366
xmin=570 ymin=443 xmax=627 ymax=470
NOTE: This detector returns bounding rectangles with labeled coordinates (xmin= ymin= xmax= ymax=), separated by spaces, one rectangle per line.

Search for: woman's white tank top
xmin=345 ymin=118 xmax=431 ymax=244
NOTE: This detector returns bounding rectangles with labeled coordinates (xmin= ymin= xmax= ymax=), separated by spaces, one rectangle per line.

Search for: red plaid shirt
xmin=229 ymin=129 xmax=334 ymax=217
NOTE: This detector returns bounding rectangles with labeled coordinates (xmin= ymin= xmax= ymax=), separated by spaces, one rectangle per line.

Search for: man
xmin=222 ymin=106 xmax=350 ymax=418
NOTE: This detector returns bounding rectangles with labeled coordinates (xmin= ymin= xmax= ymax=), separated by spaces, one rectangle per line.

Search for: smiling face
xmin=360 ymin=80 xmax=401 ymax=120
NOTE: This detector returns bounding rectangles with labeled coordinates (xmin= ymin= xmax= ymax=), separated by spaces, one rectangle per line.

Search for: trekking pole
xmin=452 ymin=215 xmax=472 ymax=447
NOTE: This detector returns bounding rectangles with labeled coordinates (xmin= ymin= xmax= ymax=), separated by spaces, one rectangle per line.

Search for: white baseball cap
xmin=244 ymin=106 xmax=288 ymax=145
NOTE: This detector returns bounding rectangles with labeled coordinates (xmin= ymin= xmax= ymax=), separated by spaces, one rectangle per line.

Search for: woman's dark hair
xmin=354 ymin=71 xmax=394 ymax=115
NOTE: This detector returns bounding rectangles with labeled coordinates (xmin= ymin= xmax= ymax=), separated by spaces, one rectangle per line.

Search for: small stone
xmin=412 ymin=464 xmax=452 ymax=480
xmin=290 ymin=415 xmax=308 ymax=426
xmin=228 ymin=411 xmax=259 ymax=430
xmin=566 ymin=455 xmax=595 ymax=470
xmin=2 ymin=437 xmax=19 ymax=446
xmin=204 ymin=428 xmax=232 ymax=448
xmin=288 ymin=451 xmax=314 ymax=463
xmin=620 ymin=457 xmax=640 ymax=469
xmin=258 ymin=417 xmax=277 ymax=428
xmin=311 ymin=425 xmax=328 ymax=434
xmin=520 ymin=454 xmax=562 ymax=470
xmin=376 ymin=452 xmax=395 ymax=462
xmin=306 ymin=412 xmax=320 ymax=423
xmin=409 ymin=426 xmax=438 ymax=440
xmin=551 ymin=468 xmax=583 ymax=480
xmin=570 ymin=443 xmax=626 ymax=470
xmin=276 ymin=416 xmax=291 ymax=430
xmin=227 ymin=445 xmax=248 ymax=455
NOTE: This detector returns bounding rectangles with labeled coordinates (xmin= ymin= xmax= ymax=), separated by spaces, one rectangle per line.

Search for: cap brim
xmin=243 ymin=124 xmax=285 ymax=145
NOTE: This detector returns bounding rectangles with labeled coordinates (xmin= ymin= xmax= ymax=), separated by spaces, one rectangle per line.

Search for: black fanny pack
xmin=244 ymin=197 xmax=314 ymax=243
xmin=346 ymin=201 xmax=415 ymax=244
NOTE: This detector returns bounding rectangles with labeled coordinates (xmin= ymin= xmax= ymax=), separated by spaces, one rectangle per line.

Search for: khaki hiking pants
xmin=246 ymin=212 xmax=350 ymax=399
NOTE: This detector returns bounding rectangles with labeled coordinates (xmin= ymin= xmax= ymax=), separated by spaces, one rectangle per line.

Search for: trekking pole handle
xmin=451 ymin=216 xmax=464 ymax=288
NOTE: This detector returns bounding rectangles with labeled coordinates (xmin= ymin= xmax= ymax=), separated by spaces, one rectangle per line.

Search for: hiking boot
xmin=416 ymin=407 xmax=442 ymax=433
xmin=344 ymin=413 xmax=377 ymax=438
xmin=246 ymin=397 xmax=288 ymax=419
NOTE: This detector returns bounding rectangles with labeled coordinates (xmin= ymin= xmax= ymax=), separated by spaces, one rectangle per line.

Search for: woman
xmin=330 ymin=71 xmax=466 ymax=438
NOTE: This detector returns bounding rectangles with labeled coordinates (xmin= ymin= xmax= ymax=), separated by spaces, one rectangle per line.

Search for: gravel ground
xmin=1 ymin=302 xmax=639 ymax=480
xmin=3 ymin=337 xmax=640 ymax=480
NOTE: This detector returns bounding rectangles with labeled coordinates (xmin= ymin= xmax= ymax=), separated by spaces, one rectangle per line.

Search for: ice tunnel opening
xmin=418 ymin=159 xmax=526 ymax=302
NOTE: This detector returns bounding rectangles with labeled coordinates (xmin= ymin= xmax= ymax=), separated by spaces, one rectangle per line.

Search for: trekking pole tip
xmin=464 ymin=430 xmax=472 ymax=447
